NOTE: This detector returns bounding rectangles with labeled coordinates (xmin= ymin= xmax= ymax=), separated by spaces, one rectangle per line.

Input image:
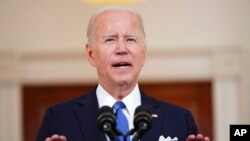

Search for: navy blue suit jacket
xmin=36 ymin=87 xmax=198 ymax=141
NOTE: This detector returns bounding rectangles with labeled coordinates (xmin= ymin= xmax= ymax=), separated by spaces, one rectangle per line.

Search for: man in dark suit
xmin=36 ymin=5 xmax=210 ymax=141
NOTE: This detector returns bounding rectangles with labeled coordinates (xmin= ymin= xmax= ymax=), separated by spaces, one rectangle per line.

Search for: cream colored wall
xmin=242 ymin=44 xmax=250 ymax=123
xmin=0 ymin=0 xmax=250 ymax=141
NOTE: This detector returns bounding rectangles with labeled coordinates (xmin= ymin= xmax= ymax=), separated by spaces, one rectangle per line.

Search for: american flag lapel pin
xmin=151 ymin=114 xmax=158 ymax=118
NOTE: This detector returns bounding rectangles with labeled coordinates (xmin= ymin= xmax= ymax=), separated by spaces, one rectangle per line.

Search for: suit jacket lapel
xmin=140 ymin=91 xmax=163 ymax=141
xmin=74 ymin=87 xmax=106 ymax=141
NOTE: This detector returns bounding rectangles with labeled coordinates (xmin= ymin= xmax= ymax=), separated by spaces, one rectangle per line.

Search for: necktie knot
xmin=113 ymin=101 xmax=126 ymax=112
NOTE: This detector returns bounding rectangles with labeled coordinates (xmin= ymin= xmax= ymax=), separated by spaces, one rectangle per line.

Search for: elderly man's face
xmin=86 ymin=11 xmax=146 ymax=88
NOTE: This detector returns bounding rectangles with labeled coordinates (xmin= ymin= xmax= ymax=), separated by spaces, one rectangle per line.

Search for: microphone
xmin=132 ymin=106 xmax=152 ymax=141
xmin=97 ymin=106 xmax=119 ymax=141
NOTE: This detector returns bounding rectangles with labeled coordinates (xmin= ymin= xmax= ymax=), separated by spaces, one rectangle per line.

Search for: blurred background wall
xmin=0 ymin=0 xmax=250 ymax=141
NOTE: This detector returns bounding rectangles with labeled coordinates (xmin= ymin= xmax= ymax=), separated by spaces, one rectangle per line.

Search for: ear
xmin=86 ymin=43 xmax=96 ymax=67
xmin=141 ymin=47 xmax=147 ymax=66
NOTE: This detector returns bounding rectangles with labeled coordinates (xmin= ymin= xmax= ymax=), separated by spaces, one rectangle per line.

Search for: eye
xmin=105 ymin=38 xmax=115 ymax=43
xmin=127 ymin=38 xmax=136 ymax=43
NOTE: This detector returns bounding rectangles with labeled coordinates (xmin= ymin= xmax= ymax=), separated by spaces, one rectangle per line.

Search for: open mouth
xmin=112 ymin=62 xmax=132 ymax=68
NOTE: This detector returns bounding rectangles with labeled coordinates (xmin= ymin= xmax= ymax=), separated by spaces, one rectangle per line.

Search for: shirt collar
xmin=96 ymin=84 xmax=141 ymax=116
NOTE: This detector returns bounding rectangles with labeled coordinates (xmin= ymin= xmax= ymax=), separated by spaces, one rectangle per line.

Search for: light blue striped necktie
xmin=113 ymin=101 xmax=130 ymax=141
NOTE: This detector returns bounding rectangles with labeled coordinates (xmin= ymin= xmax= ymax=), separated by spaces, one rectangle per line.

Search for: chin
xmin=113 ymin=75 xmax=135 ymax=86
xmin=116 ymin=80 xmax=129 ymax=86
xmin=114 ymin=79 xmax=131 ymax=86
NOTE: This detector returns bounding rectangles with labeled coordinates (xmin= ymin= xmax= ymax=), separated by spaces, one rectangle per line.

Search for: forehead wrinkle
xmin=104 ymin=34 xmax=118 ymax=37
xmin=103 ymin=18 xmax=138 ymax=30
xmin=125 ymin=34 xmax=137 ymax=38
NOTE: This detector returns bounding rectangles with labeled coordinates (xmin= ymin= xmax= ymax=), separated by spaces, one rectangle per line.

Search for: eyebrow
xmin=103 ymin=34 xmax=138 ymax=39
xmin=125 ymin=35 xmax=137 ymax=38
xmin=103 ymin=35 xmax=118 ymax=38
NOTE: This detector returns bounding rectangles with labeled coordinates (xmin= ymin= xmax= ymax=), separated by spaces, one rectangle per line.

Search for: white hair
xmin=86 ymin=5 xmax=146 ymax=45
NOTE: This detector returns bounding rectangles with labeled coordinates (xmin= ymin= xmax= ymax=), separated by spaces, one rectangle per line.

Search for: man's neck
xmin=99 ymin=82 xmax=137 ymax=100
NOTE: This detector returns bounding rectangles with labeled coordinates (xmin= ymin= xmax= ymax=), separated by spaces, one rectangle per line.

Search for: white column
xmin=0 ymin=84 xmax=22 ymax=141
xmin=0 ymin=50 xmax=22 ymax=141
xmin=213 ymin=78 xmax=241 ymax=141
xmin=212 ymin=48 xmax=242 ymax=141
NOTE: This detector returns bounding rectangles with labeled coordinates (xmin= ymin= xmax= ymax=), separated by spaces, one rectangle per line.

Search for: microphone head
xmin=97 ymin=106 xmax=116 ymax=132
xmin=133 ymin=106 xmax=153 ymax=131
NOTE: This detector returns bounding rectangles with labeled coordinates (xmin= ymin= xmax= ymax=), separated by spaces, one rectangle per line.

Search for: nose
xmin=115 ymin=40 xmax=128 ymax=55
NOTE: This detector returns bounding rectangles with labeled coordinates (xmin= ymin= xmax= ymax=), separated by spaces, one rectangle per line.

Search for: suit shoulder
xmin=48 ymin=86 xmax=97 ymax=111
xmin=45 ymin=95 xmax=82 ymax=114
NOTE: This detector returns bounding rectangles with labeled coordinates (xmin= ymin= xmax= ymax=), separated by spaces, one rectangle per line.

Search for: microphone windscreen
xmin=134 ymin=106 xmax=152 ymax=130
xmin=97 ymin=106 xmax=116 ymax=131
xmin=98 ymin=106 xmax=114 ymax=116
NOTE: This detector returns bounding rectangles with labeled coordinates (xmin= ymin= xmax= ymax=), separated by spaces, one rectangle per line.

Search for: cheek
xmin=95 ymin=49 xmax=111 ymax=66
xmin=136 ymin=49 xmax=146 ymax=66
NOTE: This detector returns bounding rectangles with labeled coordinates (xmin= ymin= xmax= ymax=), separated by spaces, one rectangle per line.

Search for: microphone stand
xmin=124 ymin=128 xmax=136 ymax=141
xmin=124 ymin=123 xmax=149 ymax=141
xmin=102 ymin=122 xmax=118 ymax=141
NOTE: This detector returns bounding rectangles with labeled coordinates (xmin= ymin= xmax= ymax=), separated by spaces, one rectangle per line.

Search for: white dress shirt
xmin=96 ymin=84 xmax=141 ymax=140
